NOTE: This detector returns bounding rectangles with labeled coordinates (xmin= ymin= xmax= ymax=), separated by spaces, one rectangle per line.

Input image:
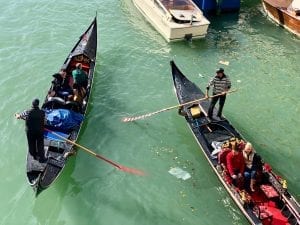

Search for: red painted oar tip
xmin=119 ymin=166 xmax=146 ymax=176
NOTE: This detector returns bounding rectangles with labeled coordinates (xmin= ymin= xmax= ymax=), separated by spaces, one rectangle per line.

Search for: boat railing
xmin=282 ymin=193 xmax=300 ymax=222
xmin=268 ymin=171 xmax=300 ymax=221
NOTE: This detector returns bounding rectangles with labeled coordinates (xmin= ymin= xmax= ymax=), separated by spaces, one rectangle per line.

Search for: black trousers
xmin=26 ymin=131 xmax=46 ymax=161
xmin=208 ymin=94 xmax=226 ymax=118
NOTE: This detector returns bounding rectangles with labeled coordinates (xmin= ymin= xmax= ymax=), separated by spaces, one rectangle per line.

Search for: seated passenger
xmin=242 ymin=142 xmax=263 ymax=192
xmin=237 ymin=139 xmax=246 ymax=151
xmin=69 ymin=83 xmax=86 ymax=104
xmin=72 ymin=63 xmax=88 ymax=88
xmin=226 ymin=142 xmax=245 ymax=187
xmin=47 ymin=90 xmax=56 ymax=99
xmin=218 ymin=146 xmax=231 ymax=171
xmin=51 ymin=69 xmax=72 ymax=97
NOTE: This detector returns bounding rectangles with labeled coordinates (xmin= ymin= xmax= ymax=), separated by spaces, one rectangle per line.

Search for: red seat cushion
xmin=257 ymin=205 xmax=273 ymax=222
xmin=260 ymin=185 xmax=279 ymax=199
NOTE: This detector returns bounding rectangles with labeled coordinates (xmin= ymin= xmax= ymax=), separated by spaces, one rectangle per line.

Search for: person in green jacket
xmin=72 ymin=63 xmax=88 ymax=88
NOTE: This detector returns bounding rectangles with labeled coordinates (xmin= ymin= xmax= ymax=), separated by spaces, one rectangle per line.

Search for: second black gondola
xmin=171 ymin=60 xmax=300 ymax=225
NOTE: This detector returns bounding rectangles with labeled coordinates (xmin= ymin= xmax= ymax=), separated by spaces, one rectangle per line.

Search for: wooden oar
xmin=45 ymin=128 xmax=145 ymax=176
xmin=122 ymin=89 xmax=237 ymax=122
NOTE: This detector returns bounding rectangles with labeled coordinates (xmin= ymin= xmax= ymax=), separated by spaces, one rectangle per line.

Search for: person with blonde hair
xmin=243 ymin=142 xmax=263 ymax=192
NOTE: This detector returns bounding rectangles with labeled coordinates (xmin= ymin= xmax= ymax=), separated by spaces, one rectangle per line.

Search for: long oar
xmin=45 ymin=128 xmax=145 ymax=176
xmin=122 ymin=89 xmax=237 ymax=122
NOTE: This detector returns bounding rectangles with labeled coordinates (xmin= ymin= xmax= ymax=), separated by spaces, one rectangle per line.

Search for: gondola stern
xmin=34 ymin=186 xmax=43 ymax=197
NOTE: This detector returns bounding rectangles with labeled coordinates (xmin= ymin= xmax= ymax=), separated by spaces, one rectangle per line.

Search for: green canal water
xmin=1 ymin=0 xmax=299 ymax=224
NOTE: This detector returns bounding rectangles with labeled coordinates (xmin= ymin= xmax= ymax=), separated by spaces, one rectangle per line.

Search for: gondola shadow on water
xmin=32 ymin=156 xmax=82 ymax=224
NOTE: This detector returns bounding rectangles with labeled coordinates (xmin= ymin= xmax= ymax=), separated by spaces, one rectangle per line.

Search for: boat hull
xmin=26 ymin=17 xmax=97 ymax=196
xmin=262 ymin=0 xmax=300 ymax=37
xmin=170 ymin=60 xmax=300 ymax=225
xmin=132 ymin=0 xmax=210 ymax=41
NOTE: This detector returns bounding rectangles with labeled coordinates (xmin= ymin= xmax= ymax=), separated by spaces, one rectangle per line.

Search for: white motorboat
xmin=132 ymin=0 xmax=210 ymax=41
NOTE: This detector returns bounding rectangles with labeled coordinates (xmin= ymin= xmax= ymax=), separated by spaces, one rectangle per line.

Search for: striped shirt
xmin=19 ymin=108 xmax=46 ymax=123
xmin=19 ymin=110 xmax=30 ymax=120
xmin=206 ymin=74 xmax=231 ymax=94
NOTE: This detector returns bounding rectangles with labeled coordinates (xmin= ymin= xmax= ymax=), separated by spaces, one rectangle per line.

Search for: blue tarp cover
xmin=46 ymin=109 xmax=83 ymax=131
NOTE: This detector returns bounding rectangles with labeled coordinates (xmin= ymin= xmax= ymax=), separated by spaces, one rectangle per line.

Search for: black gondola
xmin=171 ymin=60 xmax=300 ymax=225
xmin=26 ymin=17 xmax=97 ymax=196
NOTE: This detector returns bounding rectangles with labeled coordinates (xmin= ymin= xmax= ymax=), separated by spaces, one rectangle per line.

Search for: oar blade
xmin=95 ymin=154 xmax=145 ymax=176
xmin=119 ymin=166 xmax=146 ymax=176
xmin=46 ymin=128 xmax=146 ymax=176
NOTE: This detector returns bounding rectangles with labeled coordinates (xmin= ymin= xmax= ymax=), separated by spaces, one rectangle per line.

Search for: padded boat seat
xmin=70 ymin=60 xmax=90 ymax=73
xmin=43 ymin=97 xmax=65 ymax=109
xmin=256 ymin=205 xmax=273 ymax=224
xmin=65 ymin=101 xmax=82 ymax=113
xmin=260 ymin=185 xmax=279 ymax=199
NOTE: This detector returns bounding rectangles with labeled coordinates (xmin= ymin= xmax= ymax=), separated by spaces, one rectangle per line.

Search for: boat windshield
xmin=159 ymin=0 xmax=195 ymax=11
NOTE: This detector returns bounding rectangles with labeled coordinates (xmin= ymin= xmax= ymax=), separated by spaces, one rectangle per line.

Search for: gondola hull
xmin=171 ymin=60 xmax=300 ymax=225
xmin=26 ymin=17 xmax=97 ymax=196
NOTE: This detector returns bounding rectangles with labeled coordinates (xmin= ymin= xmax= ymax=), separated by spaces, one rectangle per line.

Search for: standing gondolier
xmin=15 ymin=99 xmax=47 ymax=162
xmin=205 ymin=68 xmax=231 ymax=120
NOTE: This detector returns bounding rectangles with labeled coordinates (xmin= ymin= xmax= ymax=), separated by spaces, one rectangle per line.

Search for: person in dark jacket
xmin=50 ymin=69 xmax=72 ymax=98
xmin=205 ymin=68 xmax=231 ymax=120
xmin=15 ymin=99 xmax=47 ymax=162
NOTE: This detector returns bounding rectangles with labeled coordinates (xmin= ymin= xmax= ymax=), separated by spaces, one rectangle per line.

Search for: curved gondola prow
xmin=170 ymin=60 xmax=192 ymax=95
xmin=170 ymin=60 xmax=204 ymax=105
xmin=65 ymin=17 xmax=97 ymax=61
xmin=61 ymin=16 xmax=97 ymax=75
xmin=170 ymin=60 xmax=184 ymax=80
